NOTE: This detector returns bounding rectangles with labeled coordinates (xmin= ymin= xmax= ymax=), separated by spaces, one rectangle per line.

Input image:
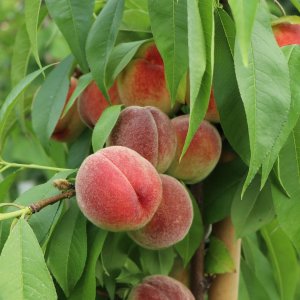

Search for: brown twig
xmin=29 ymin=189 xmax=76 ymax=213
xmin=189 ymin=182 xmax=206 ymax=300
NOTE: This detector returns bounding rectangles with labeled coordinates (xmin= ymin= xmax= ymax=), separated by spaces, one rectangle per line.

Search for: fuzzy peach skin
xmin=128 ymin=275 xmax=195 ymax=300
xmin=107 ymin=106 xmax=177 ymax=173
xmin=52 ymin=77 xmax=86 ymax=142
xmin=78 ymin=80 xmax=120 ymax=128
xmin=128 ymin=174 xmax=193 ymax=249
xmin=272 ymin=17 xmax=300 ymax=47
xmin=75 ymin=146 xmax=162 ymax=231
xmin=167 ymin=115 xmax=222 ymax=184
xmin=117 ymin=42 xmax=186 ymax=114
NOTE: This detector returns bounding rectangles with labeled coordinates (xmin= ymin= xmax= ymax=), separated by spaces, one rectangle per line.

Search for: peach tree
xmin=0 ymin=0 xmax=300 ymax=299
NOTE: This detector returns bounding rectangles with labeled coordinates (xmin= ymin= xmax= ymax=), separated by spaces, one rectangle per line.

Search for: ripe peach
xmin=78 ymin=80 xmax=120 ymax=128
xmin=272 ymin=17 xmax=300 ymax=47
xmin=107 ymin=106 xmax=177 ymax=173
xmin=75 ymin=146 xmax=162 ymax=231
xmin=167 ymin=115 xmax=222 ymax=183
xmin=128 ymin=174 xmax=193 ymax=249
xmin=128 ymin=275 xmax=195 ymax=300
xmin=117 ymin=42 xmax=186 ymax=114
xmin=52 ymin=77 xmax=86 ymax=142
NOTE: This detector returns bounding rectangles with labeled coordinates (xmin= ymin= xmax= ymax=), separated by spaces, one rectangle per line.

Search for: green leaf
xmin=231 ymin=176 xmax=275 ymax=238
xmin=106 ymin=39 xmax=149 ymax=87
xmin=86 ymin=0 xmax=124 ymax=99
xmin=92 ymin=105 xmax=123 ymax=152
xmin=121 ymin=8 xmax=151 ymax=32
xmin=140 ymin=247 xmax=176 ymax=275
xmin=261 ymin=221 xmax=300 ymax=300
xmin=182 ymin=0 xmax=214 ymax=159
xmin=101 ymin=232 xmax=133 ymax=278
xmin=213 ymin=9 xmax=250 ymax=163
xmin=0 ymin=64 xmax=53 ymax=151
xmin=291 ymin=0 xmax=300 ymax=12
xmin=47 ymin=200 xmax=87 ymax=297
xmin=228 ymin=0 xmax=258 ymax=65
xmin=67 ymin=130 xmax=92 ymax=168
xmin=148 ymin=0 xmax=188 ymax=105
xmin=175 ymin=192 xmax=203 ymax=266
xmin=204 ymin=158 xmax=247 ymax=224
xmin=0 ymin=170 xmax=20 ymax=202
xmin=205 ymin=236 xmax=235 ymax=274
xmin=25 ymin=0 xmax=42 ymax=69
xmin=11 ymin=26 xmax=31 ymax=87
xmin=32 ymin=56 xmax=74 ymax=146
xmin=62 ymin=73 xmax=93 ymax=118
xmin=242 ymin=234 xmax=280 ymax=300
xmin=0 ymin=219 xmax=57 ymax=300
xmin=15 ymin=170 xmax=74 ymax=244
xmin=69 ymin=225 xmax=108 ymax=300
xmin=239 ymin=259 xmax=271 ymax=300
xmin=234 ymin=3 xmax=291 ymax=195
xmin=271 ymin=132 xmax=300 ymax=252
xmin=45 ymin=0 xmax=94 ymax=72
xmin=261 ymin=45 xmax=300 ymax=187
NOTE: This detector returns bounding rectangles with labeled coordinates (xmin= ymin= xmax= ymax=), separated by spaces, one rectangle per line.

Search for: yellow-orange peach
xmin=128 ymin=275 xmax=195 ymax=300
xmin=75 ymin=146 xmax=162 ymax=231
xmin=205 ymin=90 xmax=220 ymax=123
xmin=78 ymin=81 xmax=120 ymax=128
xmin=167 ymin=115 xmax=222 ymax=183
xmin=117 ymin=42 xmax=186 ymax=114
xmin=107 ymin=106 xmax=177 ymax=173
xmin=128 ymin=174 xmax=193 ymax=249
xmin=52 ymin=77 xmax=86 ymax=142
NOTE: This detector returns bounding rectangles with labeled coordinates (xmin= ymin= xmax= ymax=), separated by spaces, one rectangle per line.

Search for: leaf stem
xmin=274 ymin=0 xmax=286 ymax=16
xmin=0 ymin=159 xmax=75 ymax=172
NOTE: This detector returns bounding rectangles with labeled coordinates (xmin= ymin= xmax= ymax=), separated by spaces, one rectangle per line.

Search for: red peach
xmin=107 ymin=106 xmax=177 ymax=173
xmin=205 ymin=90 xmax=220 ymax=123
xmin=78 ymin=80 xmax=120 ymax=128
xmin=75 ymin=146 xmax=162 ymax=231
xmin=272 ymin=17 xmax=300 ymax=47
xmin=128 ymin=275 xmax=195 ymax=300
xmin=117 ymin=42 xmax=186 ymax=114
xmin=128 ymin=174 xmax=193 ymax=249
xmin=52 ymin=77 xmax=86 ymax=142
xmin=167 ymin=115 xmax=222 ymax=183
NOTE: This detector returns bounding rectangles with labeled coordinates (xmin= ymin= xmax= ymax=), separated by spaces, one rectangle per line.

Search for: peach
xmin=78 ymin=80 xmax=120 ymax=128
xmin=167 ymin=115 xmax=222 ymax=183
xmin=205 ymin=90 xmax=220 ymax=123
xmin=51 ymin=77 xmax=86 ymax=142
xmin=128 ymin=275 xmax=195 ymax=300
xmin=128 ymin=174 xmax=193 ymax=249
xmin=75 ymin=146 xmax=162 ymax=231
xmin=117 ymin=42 xmax=186 ymax=114
xmin=107 ymin=106 xmax=177 ymax=173
xmin=185 ymin=84 xmax=220 ymax=123
xmin=272 ymin=17 xmax=300 ymax=47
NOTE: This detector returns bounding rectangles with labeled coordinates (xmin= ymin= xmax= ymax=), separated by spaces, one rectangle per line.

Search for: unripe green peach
xmin=107 ymin=106 xmax=177 ymax=173
xmin=75 ymin=146 xmax=162 ymax=231
xmin=117 ymin=42 xmax=186 ymax=114
xmin=128 ymin=275 xmax=195 ymax=300
xmin=128 ymin=174 xmax=193 ymax=249
xmin=52 ymin=77 xmax=86 ymax=142
xmin=167 ymin=115 xmax=222 ymax=183
xmin=78 ymin=81 xmax=120 ymax=128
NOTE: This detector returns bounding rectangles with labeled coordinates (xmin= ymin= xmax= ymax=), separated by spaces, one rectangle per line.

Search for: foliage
xmin=0 ymin=0 xmax=300 ymax=299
